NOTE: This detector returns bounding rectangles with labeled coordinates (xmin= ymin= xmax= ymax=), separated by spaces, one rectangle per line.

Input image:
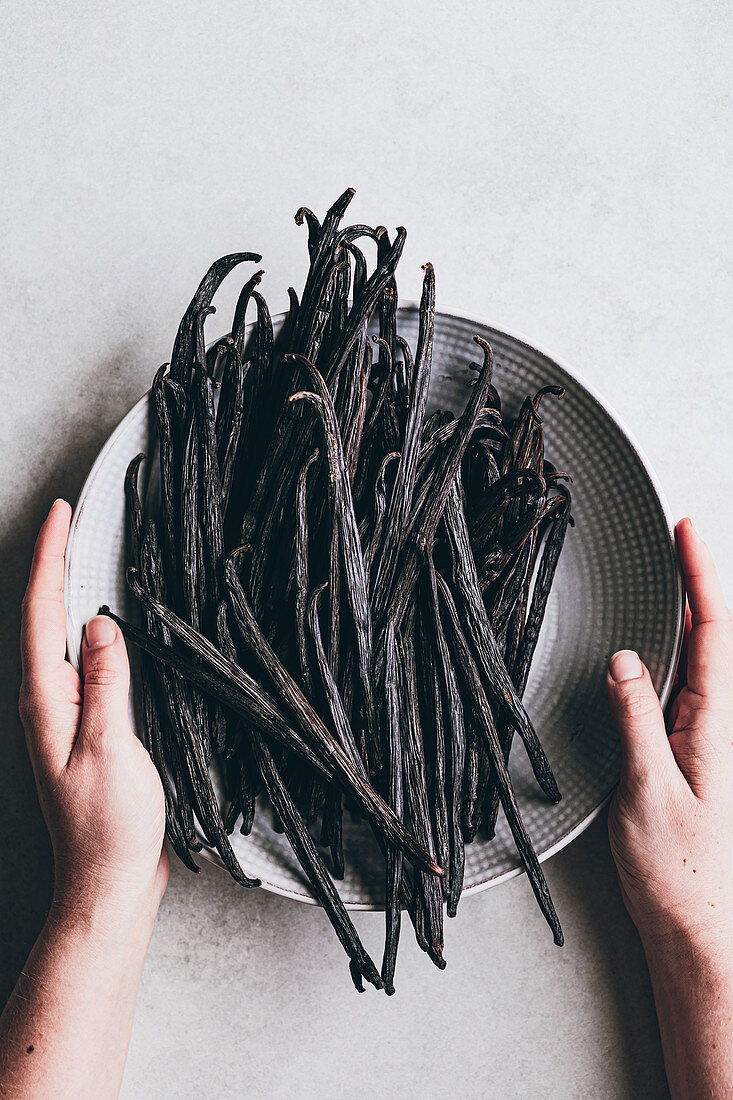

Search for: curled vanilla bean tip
xmin=533 ymin=383 xmax=565 ymax=407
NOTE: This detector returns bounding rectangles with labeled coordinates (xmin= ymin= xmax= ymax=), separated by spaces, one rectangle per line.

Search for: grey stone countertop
xmin=0 ymin=2 xmax=730 ymax=1096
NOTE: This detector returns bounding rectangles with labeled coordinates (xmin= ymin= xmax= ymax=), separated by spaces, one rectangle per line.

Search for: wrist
xmin=47 ymin=894 xmax=158 ymax=965
xmin=638 ymin=903 xmax=733 ymax=981
xmin=51 ymin=867 xmax=165 ymax=949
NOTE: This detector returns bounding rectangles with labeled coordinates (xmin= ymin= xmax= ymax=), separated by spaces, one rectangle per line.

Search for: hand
xmin=19 ymin=499 xmax=169 ymax=923
xmin=0 ymin=500 xmax=169 ymax=1098
xmin=606 ymin=517 xmax=733 ymax=947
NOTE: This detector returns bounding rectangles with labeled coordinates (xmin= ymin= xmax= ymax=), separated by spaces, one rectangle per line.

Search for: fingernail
xmin=84 ymin=616 xmax=117 ymax=649
xmin=609 ymin=650 xmax=643 ymax=682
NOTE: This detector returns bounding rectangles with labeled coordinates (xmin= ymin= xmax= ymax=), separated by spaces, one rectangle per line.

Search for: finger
xmin=606 ymin=650 xmax=679 ymax=792
xmin=675 ymin=518 xmax=733 ymax=697
xmin=678 ymin=604 xmax=692 ymax=681
xmin=20 ymin=500 xmax=73 ymax=684
xmin=19 ymin=660 xmax=83 ymax=777
xmin=676 ymin=518 xmax=729 ymax=627
xmin=76 ymin=616 xmax=132 ymax=747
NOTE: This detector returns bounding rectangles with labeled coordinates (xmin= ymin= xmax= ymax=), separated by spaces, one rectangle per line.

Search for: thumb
xmin=79 ymin=615 xmax=131 ymax=742
xmin=606 ymin=650 xmax=677 ymax=791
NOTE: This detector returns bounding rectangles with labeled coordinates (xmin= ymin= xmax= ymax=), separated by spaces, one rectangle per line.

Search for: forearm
xmin=642 ymin=918 xmax=733 ymax=1100
xmin=0 ymin=891 xmax=160 ymax=1099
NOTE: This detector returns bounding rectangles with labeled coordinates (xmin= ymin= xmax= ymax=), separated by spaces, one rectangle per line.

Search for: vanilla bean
xmin=434 ymin=569 xmax=563 ymax=945
xmin=112 ymin=194 xmax=574 ymax=990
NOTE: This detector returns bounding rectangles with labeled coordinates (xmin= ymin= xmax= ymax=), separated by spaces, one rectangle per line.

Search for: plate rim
xmin=64 ymin=306 xmax=686 ymax=910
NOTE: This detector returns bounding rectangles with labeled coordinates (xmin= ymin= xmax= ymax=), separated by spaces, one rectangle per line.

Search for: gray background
xmin=1 ymin=2 xmax=730 ymax=1097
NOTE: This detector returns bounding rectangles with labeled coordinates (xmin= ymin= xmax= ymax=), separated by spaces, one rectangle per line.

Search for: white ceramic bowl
xmin=64 ymin=307 xmax=684 ymax=908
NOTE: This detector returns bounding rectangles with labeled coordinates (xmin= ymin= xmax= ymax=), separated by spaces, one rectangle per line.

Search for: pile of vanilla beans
xmin=103 ymin=189 xmax=573 ymax=993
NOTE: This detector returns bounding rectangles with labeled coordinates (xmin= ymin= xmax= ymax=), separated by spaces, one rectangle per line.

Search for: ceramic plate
xmin=64 ymin=308 xmax=684 ymax=908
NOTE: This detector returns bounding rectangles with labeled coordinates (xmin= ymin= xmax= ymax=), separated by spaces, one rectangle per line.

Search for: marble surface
xmin=0 ymin=2 xmax=730 ymax=1097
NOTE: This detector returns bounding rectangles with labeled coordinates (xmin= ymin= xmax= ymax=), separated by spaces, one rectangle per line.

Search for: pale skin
xmin=606 ymin=517 xmax=733 ymax=1098
xmin=0 ymin=504 xmax=730 ymax=1098
xmin=0 ymin=500 xmax=168 ymax=1099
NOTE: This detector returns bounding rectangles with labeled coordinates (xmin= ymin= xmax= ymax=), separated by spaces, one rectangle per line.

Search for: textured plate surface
xmin=64 ymin=308 xmax=684 ymax=909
